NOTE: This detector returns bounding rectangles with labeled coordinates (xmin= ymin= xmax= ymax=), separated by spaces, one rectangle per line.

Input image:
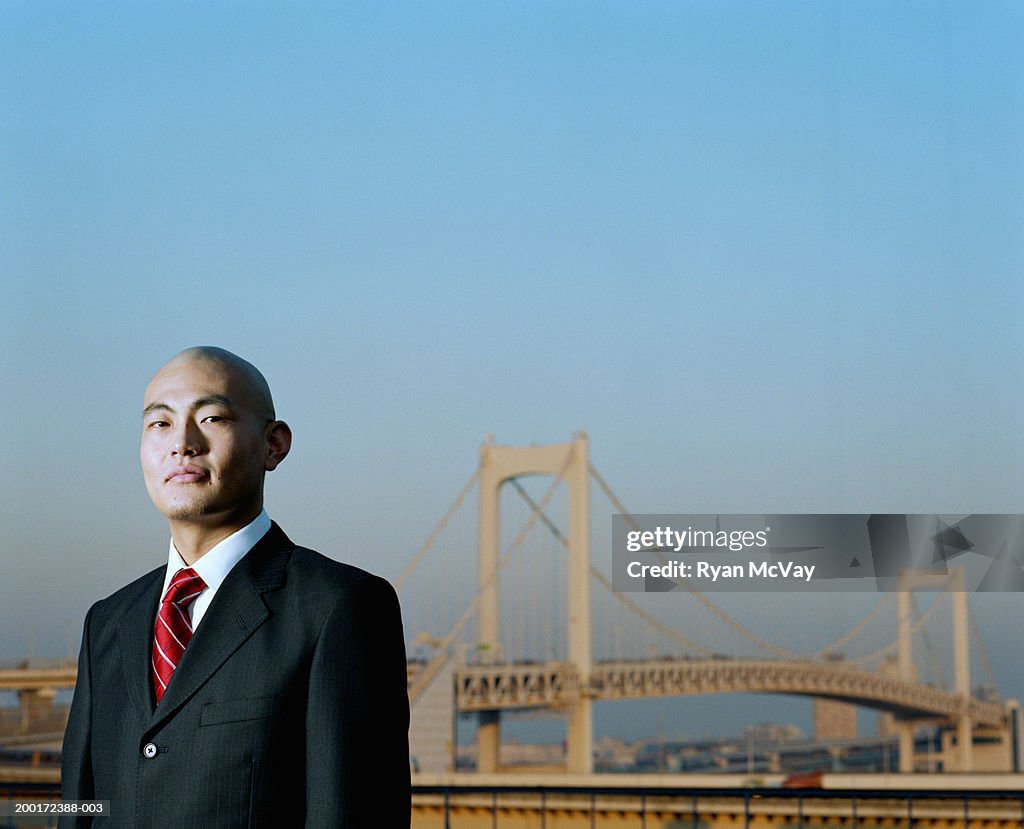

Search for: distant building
xmin=744 ymin=723 xmax=802 ymax=743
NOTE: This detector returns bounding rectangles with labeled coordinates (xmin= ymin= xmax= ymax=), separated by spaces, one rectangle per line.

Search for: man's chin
xmin=163 ymin=500 xmax=213 ymax=521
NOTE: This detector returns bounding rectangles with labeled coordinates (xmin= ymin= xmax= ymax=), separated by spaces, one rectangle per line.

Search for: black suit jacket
xmin=59 ymin=523 xmax=411 ymax=828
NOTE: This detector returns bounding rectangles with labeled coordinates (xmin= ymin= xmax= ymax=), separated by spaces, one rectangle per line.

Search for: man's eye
xmin=202 ymin=415 xmax=229 ymax=424
xmin=147 ymin=421 xmax=169 ymax=429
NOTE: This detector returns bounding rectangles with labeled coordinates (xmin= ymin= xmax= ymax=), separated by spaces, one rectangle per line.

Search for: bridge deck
xmin=455 ymin=659 xmax=1008 ymax=725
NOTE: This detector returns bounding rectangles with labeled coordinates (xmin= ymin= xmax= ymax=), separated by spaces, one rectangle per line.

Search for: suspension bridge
xmin=397 ymin=434 xmax=1017 ymax=776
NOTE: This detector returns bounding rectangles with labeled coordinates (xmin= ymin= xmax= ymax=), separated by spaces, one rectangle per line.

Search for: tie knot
xmin=162 ymin=568 xmax=207 ymax=608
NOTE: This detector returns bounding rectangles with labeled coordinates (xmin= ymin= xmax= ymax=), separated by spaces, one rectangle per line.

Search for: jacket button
xmin=143 ymin=743 xmax=158 ymax=759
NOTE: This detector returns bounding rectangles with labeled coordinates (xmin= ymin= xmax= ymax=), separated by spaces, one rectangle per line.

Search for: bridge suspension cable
xmin=811 ymin=593 xmax=894 ymax=659
xmin=404 ymin=449 xmax=995 ymax=712
xmin=842 ymin=590 xmax=951 ymax=667
xmin=589 ymin=463 xmax=801 ymax=660
xmin=588 ymin=464 xmax=978 ymax=680
xmin=407 ymin=459 xmax=570 ymax=704
xmin=968 ymin=602 xmax=998 ymax=690
xmin=394 ymin=470 xmax=479 ymax=592
xmin=508 ymin=478 xmax=719 ymax=657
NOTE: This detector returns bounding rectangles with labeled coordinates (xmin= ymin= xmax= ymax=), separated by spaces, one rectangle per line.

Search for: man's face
xmin=140 ymin=356 xmax=273 ymax=527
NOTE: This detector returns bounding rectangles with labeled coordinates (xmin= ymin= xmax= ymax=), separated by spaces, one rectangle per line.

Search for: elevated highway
xmin=0 ymin=662 xmax=76 ymax=693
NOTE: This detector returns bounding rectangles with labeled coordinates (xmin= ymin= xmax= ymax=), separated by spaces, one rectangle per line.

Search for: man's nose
xmin=171 ymin=421 xmax=203 ymax=456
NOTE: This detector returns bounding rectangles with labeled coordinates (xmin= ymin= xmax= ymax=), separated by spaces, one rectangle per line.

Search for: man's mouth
xmin=166 ymin=465 xmax=210 ymax=484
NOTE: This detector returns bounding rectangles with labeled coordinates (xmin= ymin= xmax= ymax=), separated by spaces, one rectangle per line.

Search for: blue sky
xmin=2 ymin=1 xmax=1022 ymax=741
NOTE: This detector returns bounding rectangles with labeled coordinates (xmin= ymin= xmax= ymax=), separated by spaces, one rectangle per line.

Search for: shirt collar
xmin=162 ymin=509 xmax=273 ymax=595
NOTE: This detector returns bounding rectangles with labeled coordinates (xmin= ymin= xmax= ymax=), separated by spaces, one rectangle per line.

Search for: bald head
xmin=140 ymin=346 xmax=291 ymax=556
xmin=157 ymin=346 xmax=276 ymax=421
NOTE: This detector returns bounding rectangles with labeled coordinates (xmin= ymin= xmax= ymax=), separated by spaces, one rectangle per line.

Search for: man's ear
xmin=264 ymin=421 xmax=292 ymax=471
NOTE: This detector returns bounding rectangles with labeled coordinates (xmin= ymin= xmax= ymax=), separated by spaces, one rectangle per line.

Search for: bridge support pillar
xmin=956 ymin=715 xmax=973 ymax=771
xmin=896 ymin=567 xmax=975 ymax=772
xmin=478 ymin=434 xmax=504 ymax=773
xmin=566 ymin=699 xmax=593 ymax=773
xmin=1010 ymin=701 xmax=1023 ymax=771
xmin=478 ymin=711 xmax=500 ymax=773
xmin=896 ymin=587 xmax=915 ymax=772
xmin=477 ymin=434 xmax=593 ymax=773
xmin=565 ymin=433 xmax=592 ymax=773
xmin=898 ymin=722 xmax=915 ymax=772
xmin=951 ymin=581 xmax=973 ymax=771
xmin=17 ymin=687 xmax=56 ymax=732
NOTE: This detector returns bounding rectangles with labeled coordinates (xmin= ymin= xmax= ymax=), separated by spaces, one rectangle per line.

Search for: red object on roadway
xmin=782 ymin=772 xmax=824 ymax=789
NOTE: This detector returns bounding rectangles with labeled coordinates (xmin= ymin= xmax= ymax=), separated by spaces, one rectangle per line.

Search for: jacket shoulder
xmin=247 ymin=522 xmax=394 ymax=598
xmin=271 ymin=546 xmax=401 ymax=633
xmin=286 ymin=545 xmax=393 ymax=593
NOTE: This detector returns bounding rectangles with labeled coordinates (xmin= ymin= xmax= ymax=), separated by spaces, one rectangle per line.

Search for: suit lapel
xmin=116 ymin=569 xmax=164 ymax=720
xmin=146 ymin=523 xmax=293 ymax=731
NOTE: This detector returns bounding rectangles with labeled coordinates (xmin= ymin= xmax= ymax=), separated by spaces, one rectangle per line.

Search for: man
xmin=60 ymin=347 xmax=411 ymax=828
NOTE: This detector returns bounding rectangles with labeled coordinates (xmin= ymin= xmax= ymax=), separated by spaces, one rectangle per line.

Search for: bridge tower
xmin=897 ymin=567 xmax=972 ymax=771
xmin=476 ymin=433 xmax=592 ymax=773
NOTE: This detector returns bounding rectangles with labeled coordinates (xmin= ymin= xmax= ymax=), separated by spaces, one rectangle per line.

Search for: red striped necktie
xmin=152 ymin=567 xmax=207 ymax=704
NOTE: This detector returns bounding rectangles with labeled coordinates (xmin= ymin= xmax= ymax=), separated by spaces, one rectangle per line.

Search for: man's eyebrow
xmin=142 ymin=396 xmax=237 ymax=417
xmin=143 ymin=402 xmax=173 ymax=417
xmin=192 ymin=395 xmax=237 ymax=411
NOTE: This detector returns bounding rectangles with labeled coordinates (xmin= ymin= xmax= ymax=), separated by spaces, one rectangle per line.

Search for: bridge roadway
xmin=0 ymin=662 xmax=76 ymax=693
xmin=455 ymin=658 xmax=1009 ymax=725
xmin=5 ymin=658 xmax=1008 ymax=727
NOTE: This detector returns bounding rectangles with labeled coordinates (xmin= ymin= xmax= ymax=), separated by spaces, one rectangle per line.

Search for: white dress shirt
xmin=157 ymin=509 xmax=272 ymax=631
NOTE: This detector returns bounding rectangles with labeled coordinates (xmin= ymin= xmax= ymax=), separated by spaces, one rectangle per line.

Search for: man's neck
xmin=169 ymin=508 xmax=262 ymax=565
